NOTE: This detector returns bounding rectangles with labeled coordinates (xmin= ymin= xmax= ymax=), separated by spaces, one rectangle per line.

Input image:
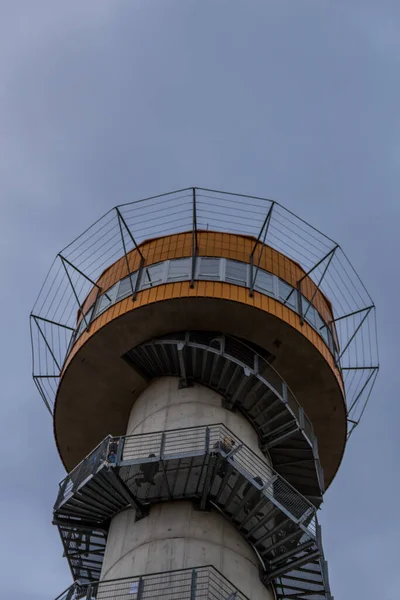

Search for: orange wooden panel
xmin=63 ymin=279 xmax=344 ymax=392
xmin=69 ymin=231 xmax=338 ymax=357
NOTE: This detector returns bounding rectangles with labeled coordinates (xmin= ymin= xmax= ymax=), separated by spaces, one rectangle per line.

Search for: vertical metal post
xmin=190 ymin=568 xmax=197 ymax=600
xmin=133 ymin=257 xmax=145 ymax=300
xmin=116 ymin=436 xmax=124 ymax=465
xmin=191 ymin=187 xmax=199 ymax=288
xmin=86 ymin=287 xmax=101 ymax=331
xmin=297 ymin=280 xmax=303 ymax=325
xmin=249 ymin=252 xmax=254 ymax=295
xmin=85 ymin=584 xmax=92 ymax=599
xmin=205 ymin=426 xmax=210 ymax=454
xmin=137 ymin=577 xmax=144 ymax=600
xmin=160 ymin=432 xmax=166 ymax=460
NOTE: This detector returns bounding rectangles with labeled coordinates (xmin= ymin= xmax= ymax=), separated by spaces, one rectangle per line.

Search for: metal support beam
xmin=116 ymin=207 xmax=136 ymax=300
xmin=106 ymin=468 xmax=148 ymax=519
xmin=59 ymin=254 xmax=111 ymax=301
xmin=298 ymin=244 xmax=339 ymax=284
xmin=331 ymin=304 xmax=375 ymax=324
xmin=177 ymin=341 xmax=188 ymax=387
xmin=134 ymin=257 xmax=144 ymax=299
xmin=54 ymin=517 xmax=108 ymax=534
xmin=30 ymin=314 xmax=75 ymax=331
xmin=300 ymin=245 xmax=338 ymax=325
xmin=114 ymin=206 xmax=145 ymax=260
xmin=191 ymin=187 xmax=199 ymax=288
xmin=263 ymin=424 xmax=299 ymax=450
xmin=338 ymin=306 xmax=373 ymax=360
xmin=190 ymin=568 xmax=197 ymax=600
xmin=268 ymin=538 xmax=316 ymax=567
xmin=59 ymin=257 xmax=90 ymax=330
xmin=200 ymin=456 xmax=216 ymax=510
xmin=347 ymin=366 xmax=378 ymax=415
xmin=32 ymin=315 xmax=62 ymax=372
xmin=225 ymin=369 xmax=250 ymax=409
xmin=137 ymin=577 xmax=144 ymax=600
xmin=250 ymin=202 xmax=274 ymax=296
xmin=266 ymin=549 xmax=320 ymax=580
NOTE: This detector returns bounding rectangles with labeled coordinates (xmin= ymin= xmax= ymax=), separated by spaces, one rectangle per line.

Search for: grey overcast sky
xmin=0 ymin=1 xmax=398 ymax=598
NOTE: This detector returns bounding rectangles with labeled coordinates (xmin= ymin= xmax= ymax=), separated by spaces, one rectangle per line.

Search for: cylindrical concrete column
xmin=100 ymin=377 xmax=274 ymax=598
xmin=126 ymin=377 xmax=269 ymax=462
xmin=101 ymin=502 xmax=273 ymax=599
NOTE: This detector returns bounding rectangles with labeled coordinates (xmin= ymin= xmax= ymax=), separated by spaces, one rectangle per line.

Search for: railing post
xmin=190 ymin=568 xmax=197 ymax=600
xmin=137 ymin=577 xmax=144 ymax=600
xmin=116 ymin=436 xmax=124 ymax=465
xmin=57 ymin=476 xmax=69 ymax=507
xmin=297 ymin=280 xmax=303 ymax=324
xmin=85 ymin=584 xmax=92 ymax=599
xmin=160 ymin=432 xmax=166 ymax=460
xmin=190 ymin=188 xmax=198 ymax=288
xmin=133 ymin=257 xmax=145 ymax=301
xmin=205 ymin=426 xmax=210 ymax=454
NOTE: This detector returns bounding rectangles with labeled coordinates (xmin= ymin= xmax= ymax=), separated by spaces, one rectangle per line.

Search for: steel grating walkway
xmin=54 ymin=424 xmax=332 ymax=599
xmin=125 ymin=332 xmax=325 ymax=502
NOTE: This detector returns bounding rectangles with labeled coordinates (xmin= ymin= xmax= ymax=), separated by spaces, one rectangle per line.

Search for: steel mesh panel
xmin=55 ymin=566 xmax=250 ymax=600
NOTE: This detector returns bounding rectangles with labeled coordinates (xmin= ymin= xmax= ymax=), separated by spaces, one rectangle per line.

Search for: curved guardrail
xmin=31 ymin=188 xmax=379 ymax=438
xmin=54 ymin=565 xmax=251 ymax=600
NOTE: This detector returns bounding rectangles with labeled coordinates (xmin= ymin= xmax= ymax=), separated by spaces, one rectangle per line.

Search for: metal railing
xmin=56 ymin=436 xmax=111 ymax=504
xmin=55 ymin=423 xmax=316 ymax=537
xmin=55 ymin=565 xmax=250 ymax=600
xmin=128 ymin=332 xmax=321 ymax=487
xmin=30 ymin=187 xmax=379 ymax=436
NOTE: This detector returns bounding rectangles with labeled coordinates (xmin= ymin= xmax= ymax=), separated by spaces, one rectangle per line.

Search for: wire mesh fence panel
xmin=31 ymin=188 xmax=378 ymax=432
xmin=58 ymin=566 xmax=250 ymax=600
xmin=122 ymin=432 xmax=164 ymax=462
xmin=56 ymin=437 xmax=111 ymax=507
xmin=162 ymin=427 xmax=210 ymax=457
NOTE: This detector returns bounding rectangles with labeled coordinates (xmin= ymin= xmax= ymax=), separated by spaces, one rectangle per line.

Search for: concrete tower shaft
xmin=100 ymin=378 xmax=273 ymax=600
xmin=31 ymin=189 xmax=379 ymax=600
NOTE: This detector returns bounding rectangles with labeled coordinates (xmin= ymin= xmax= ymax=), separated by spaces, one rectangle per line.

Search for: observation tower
xmin=31 ymin=188 xmax=379 ymax=600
